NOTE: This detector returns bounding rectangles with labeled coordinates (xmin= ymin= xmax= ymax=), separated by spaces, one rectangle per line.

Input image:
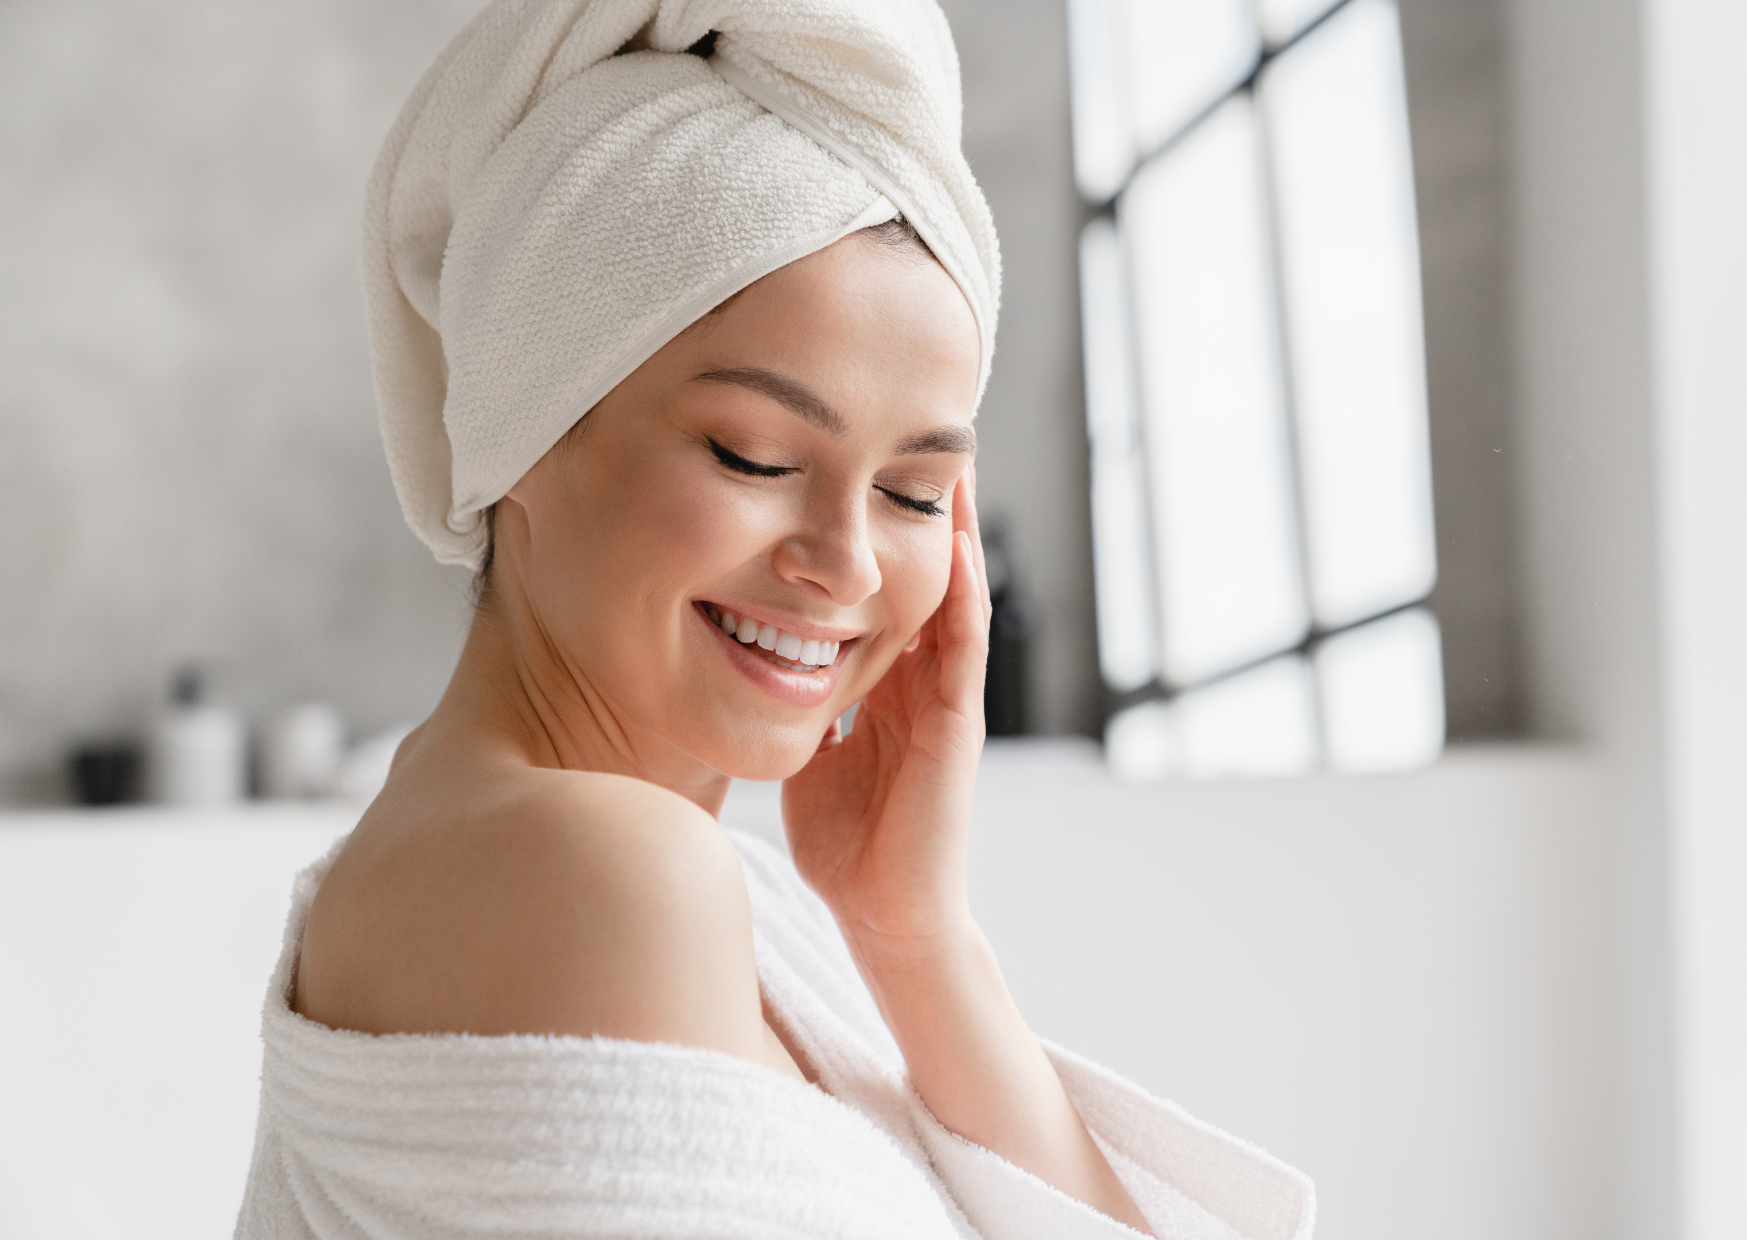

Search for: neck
xmin=420 ymin=575 xmax=733 ymax=817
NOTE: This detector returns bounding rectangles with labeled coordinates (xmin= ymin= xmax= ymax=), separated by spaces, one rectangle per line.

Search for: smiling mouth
xmin=697 ymin=603 xmax=845 ymax=673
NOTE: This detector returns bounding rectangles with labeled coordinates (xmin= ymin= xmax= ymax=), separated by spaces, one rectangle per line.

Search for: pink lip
xmin=696 ymin=604 xmax=854 ymax=708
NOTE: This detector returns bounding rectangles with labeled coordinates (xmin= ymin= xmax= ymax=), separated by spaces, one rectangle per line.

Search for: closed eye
xmin=708 ymin=438 xmax=793 ymax=478
xmin=878 ymin=487 xmax=946 ymax=518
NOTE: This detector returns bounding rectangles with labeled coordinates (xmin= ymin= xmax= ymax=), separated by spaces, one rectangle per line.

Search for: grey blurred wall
xmin=0 ymin=0 xmax=1525 ymax=802
xmin=0 ymin=0 xmax=480 ymax=802
xmin=937 ymin=0 xmax=1103 ymax=736
xmin=1398 ymin=0 xmax=1523 ymax=741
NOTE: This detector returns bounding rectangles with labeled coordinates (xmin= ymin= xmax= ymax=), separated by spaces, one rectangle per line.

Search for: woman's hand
xmin=780 ymin=466 xmax=1153 ymax=1232
xmin=781 ymin=465 xmax=992 ymax=958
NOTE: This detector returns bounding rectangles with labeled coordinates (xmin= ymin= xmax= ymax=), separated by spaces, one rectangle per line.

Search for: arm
xmin=850 ymin=910 xmax=1148 ymax=1230
xmin=783 ymin=469 xmax=1151 ymax=1233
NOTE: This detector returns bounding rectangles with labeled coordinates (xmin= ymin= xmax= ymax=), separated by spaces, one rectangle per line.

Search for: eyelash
xmin=707 ymin=438 xmax=947 ymax=518
xmin=708 ymin=438 xmax=792 ymax=478
xmin=880 ymin=489 xmax=946 ymax=518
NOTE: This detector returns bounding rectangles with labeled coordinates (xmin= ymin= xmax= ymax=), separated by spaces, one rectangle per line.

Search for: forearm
xmin=845 ymin=915 xmax=1151 ymax=1234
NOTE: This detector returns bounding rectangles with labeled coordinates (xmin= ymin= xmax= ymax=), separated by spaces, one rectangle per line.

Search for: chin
xmin=722 ymin=754 xmax=814 ymax=783
xmin=686 ymin=712 xmax=829 ymax=784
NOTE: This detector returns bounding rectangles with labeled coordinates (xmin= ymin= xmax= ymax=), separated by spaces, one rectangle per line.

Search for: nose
xmin=771 ymin=485 xmax=882 ymax=606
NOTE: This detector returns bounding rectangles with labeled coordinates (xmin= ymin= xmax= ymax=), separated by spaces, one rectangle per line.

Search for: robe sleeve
xmin=909 ymin=1042 xmax=1314 ymax=1240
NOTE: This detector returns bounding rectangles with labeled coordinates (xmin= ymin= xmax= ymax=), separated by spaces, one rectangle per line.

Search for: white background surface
xmin=0 ymin=805 xmax=354 ymax=1238
xmin=1 ymin=742 xmax=1615 ymax=1240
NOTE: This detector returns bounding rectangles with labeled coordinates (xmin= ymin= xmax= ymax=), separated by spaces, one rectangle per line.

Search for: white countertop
xmin=0 ymin=742 xmax=1611 ymax=1240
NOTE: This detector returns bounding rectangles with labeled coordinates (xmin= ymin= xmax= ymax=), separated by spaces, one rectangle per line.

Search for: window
xmin=1072 ymin=0 xmax=1443 ymax=779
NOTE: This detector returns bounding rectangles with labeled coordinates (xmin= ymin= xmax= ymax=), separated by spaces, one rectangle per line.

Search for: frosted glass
xmin=1066 ymin=0 xmax=1259 ymax=201
xmin=1080 ymin=218 xmax=1159 ymax=692
xmin=1315 ymin=607 xmax=1445 ymax=772
xmin=1177 ymin=655 xmax=1318 ymax=778
xmin=1122 ymin=94 xmax=1308 ymax=686
xmin=1066 ymin=0 xmax=1133 ymax=201
xmin=1262 ymin=0 xmax=1437 ymax=628
xmin=1254 ymin=0 xmax=1343 ymax=48
xmin=1104 ymin=699 xmax=1178 ymax=781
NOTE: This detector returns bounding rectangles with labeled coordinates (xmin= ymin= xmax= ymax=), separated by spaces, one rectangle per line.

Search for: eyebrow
xmin=694 ymin=367 xmax=845 ymax=436
xmin=693 ymin=366 xmax=976 ymax=457
xmin=893 ymin=425 xmax=977 ymax=456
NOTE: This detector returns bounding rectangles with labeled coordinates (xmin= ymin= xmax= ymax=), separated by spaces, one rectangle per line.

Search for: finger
xmin=969 ymin=466 xmax=991 ymax=627
xmin=936 ymin=530 xmax=988 ymax=717
xmin=951 ymin=468 xmax=993 ymax=629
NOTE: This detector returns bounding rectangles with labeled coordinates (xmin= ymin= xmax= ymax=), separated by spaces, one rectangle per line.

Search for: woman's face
xmin=499 ymin=231 xmax=981 ymax=780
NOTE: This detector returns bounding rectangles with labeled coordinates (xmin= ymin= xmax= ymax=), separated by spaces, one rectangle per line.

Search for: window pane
xmin=1080 ymin=218 xmax=1159 ymax=692
xmin=1314 ymin=607 xmax=1445 ymax=772
xmin=1066 ymin=0 xmax=1133 ymax=201
xmin=1122 ymin=94 xmax=1308 ymax=687
xmin=1122 ymin=0 xmax=1260 ymax=156
xmin=1102 ymin=654 xmax=1319 ymax=781
xmin=1253 ymin=0 xmax=1343 ymax=48
xmin=1261 ymin=0 xmax=1436 ymax=629
xmin=1104 ymin=699 xmax=1178 ymax=782
xmin=1067 ymin=0 xmax=1260 ymax=201
xmin=1177 ymin=654 xmax=1319 ymax=778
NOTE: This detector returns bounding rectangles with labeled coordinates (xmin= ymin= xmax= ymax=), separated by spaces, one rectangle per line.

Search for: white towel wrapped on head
xmin=366 ymin=0 xmax=1003 ymax=568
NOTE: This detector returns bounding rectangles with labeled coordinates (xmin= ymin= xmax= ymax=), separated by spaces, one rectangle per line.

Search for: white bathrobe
xmin=236 ymin=829 xmax=1314 ymax=1239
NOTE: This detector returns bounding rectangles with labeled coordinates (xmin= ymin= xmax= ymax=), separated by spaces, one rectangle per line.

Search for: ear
xmin=486 ymin=477 xmax=538 ymax=577
xmin=500 ymin=438 xmax=564 ymax=533
xmin=501 ymin=460 xmax=538 ymax=508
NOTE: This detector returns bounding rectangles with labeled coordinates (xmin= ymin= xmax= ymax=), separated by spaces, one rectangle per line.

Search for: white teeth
xmin=714 ymin=606 xmax=842 ymax=668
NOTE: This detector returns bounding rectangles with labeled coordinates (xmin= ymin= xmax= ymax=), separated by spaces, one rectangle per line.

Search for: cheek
xmin=582 ymin=455 xmax=783 ymax=597
xmin=877 ymin=520 xmax=955 ymax=632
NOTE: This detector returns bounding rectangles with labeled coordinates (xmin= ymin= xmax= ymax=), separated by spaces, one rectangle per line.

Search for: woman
xmin=237 ymin=2 xmax=1314 ymax=1236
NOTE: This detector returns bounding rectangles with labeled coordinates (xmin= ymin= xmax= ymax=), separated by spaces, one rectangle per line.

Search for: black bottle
xmin=981 ymin=524 xmax=1033 ymax=737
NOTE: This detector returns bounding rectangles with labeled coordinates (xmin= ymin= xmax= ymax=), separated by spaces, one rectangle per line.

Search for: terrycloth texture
xmin=365 ymin=0 xmax=1003 ymax=567
xmin=236 ymin=831 xmax=1315 ymax=1239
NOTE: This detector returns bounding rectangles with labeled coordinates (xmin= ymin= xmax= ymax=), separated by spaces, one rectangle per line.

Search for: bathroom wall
xmin=0 ymin=0 xmax=1528 ymax=800
xmin=0 ymin=0 xmax=481 ymax=803
xmin=1395 ymin=0 xmax=1525 ymax=739
xmin=935 ymin=0 xmax=1103 ymax=734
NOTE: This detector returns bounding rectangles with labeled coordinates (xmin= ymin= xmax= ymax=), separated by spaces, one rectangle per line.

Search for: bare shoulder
xmin=295 ymin=761 xmax=765 ymax=1060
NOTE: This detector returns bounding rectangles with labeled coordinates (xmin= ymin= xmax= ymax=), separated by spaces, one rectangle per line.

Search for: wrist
xmin=839 ymin=903 xmax=983 ymax=980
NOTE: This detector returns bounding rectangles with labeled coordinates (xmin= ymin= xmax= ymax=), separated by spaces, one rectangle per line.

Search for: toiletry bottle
xmin=981 ymin=523 xmax=1033 ymax=736
xmin=147 ymin=667 xmax=247 ymax=805
xmin=261 ymin=703 xmax=344 ymax=799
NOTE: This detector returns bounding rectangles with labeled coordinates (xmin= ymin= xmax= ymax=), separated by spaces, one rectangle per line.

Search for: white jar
xmin=148 ymin=683 xmax=247 ymax=806
xmin=260 ymin=703 xmax=345 ymax=800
